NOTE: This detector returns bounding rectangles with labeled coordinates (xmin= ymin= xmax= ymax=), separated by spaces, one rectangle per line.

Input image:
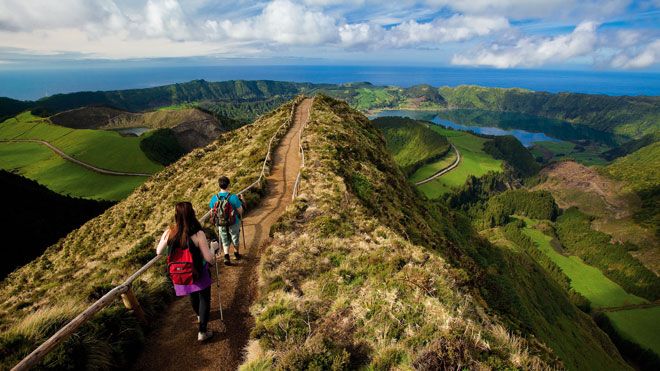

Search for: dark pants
xmin=189 ymin=286 xmax=211 ymax=332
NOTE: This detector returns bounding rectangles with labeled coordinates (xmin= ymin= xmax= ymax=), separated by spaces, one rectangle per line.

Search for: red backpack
xmin=167 ymin=239 xmax=198 ymax=285
xmin=210 ymin=193 xmax=236 ymax=227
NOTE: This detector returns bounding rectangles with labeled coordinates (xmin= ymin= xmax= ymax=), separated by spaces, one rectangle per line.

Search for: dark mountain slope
xmin=0 ymin=170 xmax=113 ymax=279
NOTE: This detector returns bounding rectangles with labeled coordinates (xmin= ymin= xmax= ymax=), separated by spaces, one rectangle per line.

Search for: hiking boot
xmin=224 ymin=254 xmax=231 ymax=266
xmin=197 ymin=330 xmax=213 ymax=342
xmin=234 ymin=251 xmax=241 ymax=260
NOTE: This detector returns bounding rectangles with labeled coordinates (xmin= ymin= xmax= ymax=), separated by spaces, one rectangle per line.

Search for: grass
xmin=417 ymin=126 xmax=502 ymax=198
xmin=409 ymin=149 xmax=457 ymax=183
xmin=606 ymin=307 xmax=660 ymax=357
xmin=530 ymin=140 xmax=609 ymax=166
xmin=0 ymin=100 xmax=299 ymax=369
xmin=373 ymin=117 xmax=450 ymax=176
xmin=0 ymin=112 xmax=162 ymax=174
xmin=352 ymin=88 xmax=399 ymax=111
xmin=246 ymin=95 xmax=564 ymax=370
xmin=522 ymin=226 xmax=647 ymax=309
xmin=0 ymin=142 xmax=146 ymax=200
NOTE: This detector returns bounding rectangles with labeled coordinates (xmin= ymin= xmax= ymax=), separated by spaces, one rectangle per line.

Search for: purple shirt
xmin=173 ymin=265 xmax=212 ymax=296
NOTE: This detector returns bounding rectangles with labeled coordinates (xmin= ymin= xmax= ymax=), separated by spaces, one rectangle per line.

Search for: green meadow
xmin=0 ymin=112 xmax=161 ymax=200
xmin=416 ymin=126 xmax=502 ymax=198
xmin=409 ymin=149 xmax=457 ymax=183
xmin=531 ymin=140 xmax=609 ymax=166
xmin=0 ymin=142 xmax=146 ymax=200
xmin=606 ymin=307 xmax=660 ymax=357
xmin=523 ymin=226 xmax=647 ymax=308
xmin=0 ymin=112 xmax=162 ymax=173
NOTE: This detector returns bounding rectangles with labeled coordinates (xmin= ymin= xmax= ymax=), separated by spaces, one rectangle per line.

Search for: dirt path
xmin=0 ymin=139 xmax=154 ymax=177
xmin=131 ymin=98 xmax=312 ymax=371
xmin=414 ymin=144 xmax=461 ymax=186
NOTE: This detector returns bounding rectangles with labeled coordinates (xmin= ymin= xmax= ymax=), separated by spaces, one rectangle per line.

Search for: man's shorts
xmin=218 ymin=222 xmax=240 ymax=249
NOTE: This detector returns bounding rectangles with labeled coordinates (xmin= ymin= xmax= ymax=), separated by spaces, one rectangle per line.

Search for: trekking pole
xmin=241 ymin=219 xmax=247 ymax=252
xmin=214 ymin=258 xmax=224 ymax=321
xmin=211 ymin=238 xmax=224 ymax=321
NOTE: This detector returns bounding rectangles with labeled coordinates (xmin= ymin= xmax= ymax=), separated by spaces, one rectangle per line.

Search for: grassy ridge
xmin=372 ymin=116 xmax=450 ymax=176
xmin=242 ymin=95 xmax=629 ymax=370
xmin=0 ymin=100 xmax=298 ymax=369
xmin=417 ymin=126 xmax=502 ymax=198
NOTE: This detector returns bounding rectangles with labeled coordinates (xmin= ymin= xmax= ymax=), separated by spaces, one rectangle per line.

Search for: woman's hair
xmin=168 ymin=202 xmax=202 ymax=250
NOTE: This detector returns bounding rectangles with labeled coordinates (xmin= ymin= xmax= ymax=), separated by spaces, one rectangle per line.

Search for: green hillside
xmin=417 ymin=126 xmax=503 ymax=198
xmin=0 ymin=100 xmax=299 ymax=370
xmin=0 ymin=96 xmax=631 ymax=370
xmin=439 ymin=85 xmax=660 ymax=138
xmin=604 ymin=141 xmax=660 ymax=238
xmin=244 ymin=96 xmax=628 ymax=370
xmin=3 ymin=80 xmax=657 ymax=139
xmin=0 ymin=112 xmax=161 ymax=173
xmin=0 ymin=170 xmax=113 ymax=279
xmin=0 ymin=112 xmax=163 ymax=200
xmin=372 ymin=116 xmax=450 ymax=176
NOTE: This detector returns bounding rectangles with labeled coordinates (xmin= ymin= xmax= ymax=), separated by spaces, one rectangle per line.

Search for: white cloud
xmin=426 ymin=0 xmax=630 ymax=20
xmin=452 ymin=21 xmax=599 ymax=68
xmin=610 ymin=39 xmax=660 ymax=69
xmin=209 ymin=0 xmax=339 ymax=45
xmin=339 ymin=15 xmax=509 ymax=49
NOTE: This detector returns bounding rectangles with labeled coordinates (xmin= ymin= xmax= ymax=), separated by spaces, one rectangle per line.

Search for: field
xmin=0 ymin=112 xmax=161 ymax=200
xmin=0 ymin=142 xmax=146 ymax=200
xmin=409 ymin=149 xmax=457 ymax=183
xmin=416 ymin=126 xmax=502 ymax=198
xmin=606 ymin=307 xmax=660 ymax=356
xmin=523 ymin=226 xmax=647 ymax=308
xmin=0 ymin=112 xmax=162 ymax=173
xmin=530 ymin=140 xmax=609 ymax=166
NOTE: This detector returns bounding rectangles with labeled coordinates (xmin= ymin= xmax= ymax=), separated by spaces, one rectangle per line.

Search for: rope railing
xmin=11 ymin=96 xmax=303 ymax=371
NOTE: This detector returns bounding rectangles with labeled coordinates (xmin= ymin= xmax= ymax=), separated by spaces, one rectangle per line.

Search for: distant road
xmin=414 ymin=144 xmax=461 ymax=186
xmin=0 ymin=139 xmax=154 ymax=177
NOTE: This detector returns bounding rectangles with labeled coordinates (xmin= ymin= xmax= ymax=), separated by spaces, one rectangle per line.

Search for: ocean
xmin=1 ymin=65 xmax=659 ymax=101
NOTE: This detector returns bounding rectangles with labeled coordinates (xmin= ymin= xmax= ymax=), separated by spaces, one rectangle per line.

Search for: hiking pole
xmin=211 ymin=239 xmax=224 ymax=321
xmin=214 ymin=257 xmax=224 ymax=321
xmin=241 ymin=219 xmax=247 ymax=252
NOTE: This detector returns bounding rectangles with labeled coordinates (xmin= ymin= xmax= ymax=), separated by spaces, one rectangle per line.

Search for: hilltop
xmin=0 ymin=96 xmax=633 ymax=370
xmin=2 ymin=79 xmax=658 ymax=139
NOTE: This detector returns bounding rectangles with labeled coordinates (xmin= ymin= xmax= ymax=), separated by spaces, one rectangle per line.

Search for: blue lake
xmin=371 ymin=110 xmax=616 ymax=147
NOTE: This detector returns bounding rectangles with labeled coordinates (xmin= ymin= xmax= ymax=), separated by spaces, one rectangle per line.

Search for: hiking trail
xmin=131 ymin=98 xmax=312 ymax=371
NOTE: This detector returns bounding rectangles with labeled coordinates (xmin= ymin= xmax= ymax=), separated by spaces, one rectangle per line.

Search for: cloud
xmin=609 ymin=39 xmax=660 ymax=68
xmin=426 ymin=0 xmax=630 ymax=20
xmin=452 ymin=21 xmax=599 ymax=68
xmin=207 ymin=0 xmax=339 ymax=45
xmin=339 ymin=15 xmax=509 ymax=49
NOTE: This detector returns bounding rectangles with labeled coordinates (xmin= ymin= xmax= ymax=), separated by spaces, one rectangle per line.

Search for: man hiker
xmin=209 ymin=176 xmax=244 ymax=266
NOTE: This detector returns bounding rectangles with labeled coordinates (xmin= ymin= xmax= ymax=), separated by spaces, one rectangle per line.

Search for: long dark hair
xmin=168 ymin=202 xmax=202 ymax=251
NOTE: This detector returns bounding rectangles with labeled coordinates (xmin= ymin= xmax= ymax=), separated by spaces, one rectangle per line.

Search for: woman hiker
xmin=156 ymin=201 xmax=216 ymax=341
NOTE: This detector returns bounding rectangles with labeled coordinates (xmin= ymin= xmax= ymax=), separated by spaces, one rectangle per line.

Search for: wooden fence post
xmin=121 ymin=287 xmax=146 ymax=323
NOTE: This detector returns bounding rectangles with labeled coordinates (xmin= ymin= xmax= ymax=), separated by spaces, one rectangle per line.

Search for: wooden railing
xmin=292 ymin=97 xmax=313 ymax=200
xmin=11 ymin=97 xmax=303 ymax=371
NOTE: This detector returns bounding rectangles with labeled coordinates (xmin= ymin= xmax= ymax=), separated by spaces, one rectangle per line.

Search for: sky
xmin=0 ymin=0 xmax=659 ymax=70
